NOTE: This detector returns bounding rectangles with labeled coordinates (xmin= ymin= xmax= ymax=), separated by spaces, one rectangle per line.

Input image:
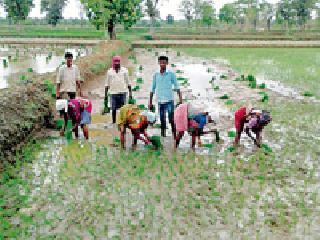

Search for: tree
xmin=200 ymin=1 xmax=215 ymax=28
xmin=81 ymin=0 xmax=142 ymax=40
xmin=259 ymin=1 xmax=274 ymax=31
xmin=179 ymin=0 xmax=193 ymax=27
xmin=144 ymin=0 xmax=159 ymax=27
xmin=1 ymin=0 xmax=34 ymax=23
xmin=41 ymin=0 xmax=67 ymax=26
xmin=219 ymin=3 xmax=237 ymax=24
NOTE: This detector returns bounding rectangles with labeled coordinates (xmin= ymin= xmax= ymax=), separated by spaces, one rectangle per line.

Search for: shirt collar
xmin=158 ymin=69 xmax=168 ymax=74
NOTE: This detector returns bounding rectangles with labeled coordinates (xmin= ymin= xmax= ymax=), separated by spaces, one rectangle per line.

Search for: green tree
xmin=81 ymin=0 xmax=142 ymax=40
xmin=41 ymin=0 xmax=67 ymax=26
xmin=179 ymin=0 xmax=193 ymax=27
xmin=219 ymin=3 xmax=237 ymax=24
xmin=200 ymin=1 xmax=215 ymax=28
xmin=1 ymin=0 xmax=34 ymax=23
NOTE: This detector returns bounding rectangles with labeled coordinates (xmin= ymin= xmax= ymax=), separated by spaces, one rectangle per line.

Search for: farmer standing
xmin=149 ymin=54 xmax=182 ymax=138
xmin=104 ymin=56 xmax=132 ymax=124
xmin=56 ymin=52 xmax=82 ymax=136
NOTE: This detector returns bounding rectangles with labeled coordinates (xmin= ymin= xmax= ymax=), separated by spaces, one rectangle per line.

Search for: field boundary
xmin=132 ymin=40 xmax=320 ymax=48
xmin=0 ymin=38 xmax=101 ymax=45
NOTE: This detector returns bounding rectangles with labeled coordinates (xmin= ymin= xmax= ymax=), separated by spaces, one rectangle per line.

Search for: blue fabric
xmin=80 ymin=110 xmax=91 ymax=125
xmin=111 ymin=93 xmax=126 ymax=111
xmin=193 ymin=114 xmax=207 ymax=130
xmin=151 ymin=70 xmax=180 ymax=103
xmin=159 ymin=101 xmax=174 ymax=129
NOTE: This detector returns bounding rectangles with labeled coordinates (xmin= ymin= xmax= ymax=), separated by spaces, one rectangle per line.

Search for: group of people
xmin=55 ymin=52 xmax=272 ymax=150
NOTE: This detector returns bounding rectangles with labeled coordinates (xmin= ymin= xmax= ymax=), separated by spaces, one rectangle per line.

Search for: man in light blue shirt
xmin=149 ymin=55 xmax=183 ymax=138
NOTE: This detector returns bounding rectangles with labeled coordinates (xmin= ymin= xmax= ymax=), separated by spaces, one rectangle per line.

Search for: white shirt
xmin=105 ymin=67 xmax=130 ymax=94
xmin=56 ymin=64 xmax=81 ymax=93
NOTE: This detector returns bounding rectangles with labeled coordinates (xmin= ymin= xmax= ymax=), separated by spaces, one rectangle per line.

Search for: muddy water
xmin=0 ymin=46 xmax=91 ymax=89
xmin=5 ymin=48 xmax=319 ymax=238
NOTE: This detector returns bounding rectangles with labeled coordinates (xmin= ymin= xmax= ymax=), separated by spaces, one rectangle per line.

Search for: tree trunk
xmin=108 ymin=19 xmax=116 ymax=40
xmin=150 ymin=16 xmax=155 ymax=35
xmin=267 ymin=19 xmax=271 ymax=31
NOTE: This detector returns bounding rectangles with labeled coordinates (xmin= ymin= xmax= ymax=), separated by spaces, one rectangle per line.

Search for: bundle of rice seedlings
xmin=303 ymin=91 xmax=314 ymax=97
xmin=150 ymin=135 xmax=162 ymax=149
xmin=219 ymin=94 xmax=229 ymax=100
xmin=228 ymin=131 xmax=236 ymax=138
xmin=259 ymin=83 xmax=266 ymax=89
xmin=128 ymin=98 xmax=136 ymax=105
xmin=136 ymin=77 xmax=143 ymax=84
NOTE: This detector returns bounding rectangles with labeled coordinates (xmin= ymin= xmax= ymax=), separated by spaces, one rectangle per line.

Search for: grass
xmin=177 ymin=48 xmax=320 ymax=98
xmin=0 ymin=25 xmax=105 ymax=39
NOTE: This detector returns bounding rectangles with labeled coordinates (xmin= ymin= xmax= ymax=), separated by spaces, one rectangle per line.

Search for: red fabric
xmin=68 ymin=99 xmax=81 ymax=123
xmin=235 ymin=107 xmax=247 ymax=132
xmin=174 ymin=104 xmax=189 ymax=132
xmin=112 ymin=56 xmax=121 ymax=70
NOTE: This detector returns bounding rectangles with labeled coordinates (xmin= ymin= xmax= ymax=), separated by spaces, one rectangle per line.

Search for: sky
xmin=0 ymin=0 xmax=281 ymax=20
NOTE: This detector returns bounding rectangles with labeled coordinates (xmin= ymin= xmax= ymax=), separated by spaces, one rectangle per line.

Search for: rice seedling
xmin=128 ymin=98 xmax=136 ymax=104
xmin=219 ymin=94 xmax=229 ymax=100
xmin=27 ymin=68 xmax=33 ymax=73
xmin=176 ymin=70 xmax=184 ymax=74
xmin=225 ymin=100 xmax=234 ymax=105
xmin=303 ymin=91 xmax=314 ymax=97
xmin=214 ymin=86 xmax=220 ymax=91
xmin=3 ymin=59 xmax=8 ymax=68
xmin=132 ymin=85 xmax=140 ymax=92
xmin=136 ymin=77 xmax=143 ymax=84
xmin=259 ymin=83 xmax=266 ymax=89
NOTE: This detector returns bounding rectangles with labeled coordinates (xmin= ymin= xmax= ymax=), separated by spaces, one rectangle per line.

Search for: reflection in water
xmin=0 ymin=46 xmax=91 ymax=89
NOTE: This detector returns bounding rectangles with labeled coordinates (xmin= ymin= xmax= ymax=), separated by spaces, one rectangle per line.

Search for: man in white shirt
xmin=56 ymin=52 xmax=82 ymax=100
xmin=56 ymin=52 xmax=82 ymax=136
xmin=105 ymin=56 xmax=132 ymax=123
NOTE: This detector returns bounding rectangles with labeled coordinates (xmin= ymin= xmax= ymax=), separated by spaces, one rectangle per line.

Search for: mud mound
xmin=0 ymin=40 xmax=130 ymax=165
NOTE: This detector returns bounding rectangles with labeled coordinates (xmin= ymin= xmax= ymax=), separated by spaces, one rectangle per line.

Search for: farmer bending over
xmin=149 ymin=54 xmax=182 ymax=138
xmin=104 ymin=56 xmax=132 ymax=123
xmin=234 ymin=107 xmax=272 ymax=147
xmin=117 ymin=104 xmax=156 ymax=149
xmin=174 ymin=103 xmax=219 ymax=150
xmin=56 ymin=52 xmax=82 ymax=136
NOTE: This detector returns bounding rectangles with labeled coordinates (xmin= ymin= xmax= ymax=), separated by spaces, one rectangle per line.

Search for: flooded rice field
xmin=2 ymin=48 xmax=320 ymax=238
xmin=0 ymin=44 xmax=92 ymax=89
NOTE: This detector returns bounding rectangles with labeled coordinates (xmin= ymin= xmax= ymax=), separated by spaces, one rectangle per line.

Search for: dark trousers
xmin=159 ymin=101 xmax=175 ymax=132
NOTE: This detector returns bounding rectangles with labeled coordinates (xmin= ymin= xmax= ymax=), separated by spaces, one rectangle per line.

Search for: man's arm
xmin=56 ymin=67 xmax=62 ymax=99
xmin=172 ymin=72 xmax=182 ymax=104
xmin=104 ymin=71 xmax=110 ymax=113
xmin=125 ymin=69 xmax=132 ymax=99
xmin=149 ymin=74 xmax=156 ymax=110
xmin=76 ymin=66 xmax=82 ymax=97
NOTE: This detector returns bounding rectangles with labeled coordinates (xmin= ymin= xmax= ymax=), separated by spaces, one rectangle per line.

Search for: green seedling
xmin=154 ymin=123 xmax=161 ymax=129
xmin=136 ymin=77 xmax=143 ymax=84
xmin=219 ymin=94 xmax=229 ymax=100
xmin=27 ymin=68 xmax=33 ymax=73
xmin=132 ymin=85 xmax=140 ymax=92
xmin=202 ymin=143 xmax=214 ymax=149
xmin=246 ymin=74 xmax=255 ymax=82
xmin=113 ymin=137 xmax=120 ymax=145
xmin=144 ymin=35 xmax=153 ymax=40
xmin=228 ymin=131 xmax=236 ymax=138
xmin=176 ymin=70 xmax=183 ymax=74
xmin=67 ymin=120 xmax=73 ymax=130
xmin=3 ymin=59 xmax=8 ymax=68
xmin=139 ymin=65 xmax=143 ymax=71
xmin=261 ymin=143 xmax=272 ymax=153
xmin=303 ymin=91 xmax=314 ymax=97
xmin=20 ymin=75 xmax=27 ymax=82
xmin=249 ymin=80 xmax=257 ymax=89
xmin=225 ymin=100 xmax=234 ymax=105
xmin=150 ymin=135 xmax=162 ymax=149
xmin=259 ymin=83 xmax=266 ymax=89
xmin=65 ymin=131 xmax=73 ymax=141
xmin=138 ymin=104 xmax=147 ymax=110
xmin=171 ymin=64 xmax=176 ymax=67
xmin=128 ymin=98 xmax=136 ymax=105
xmin=227 ymin=146 xmax=235 ymax=152
xmin=220 ymin=75 xmax=227 ymax=79
xmin=214 ymin=86 xmax=220 ymax=91
xmin=177 ymin=77 xmax=187 ymax=81
xmin=55 ymin=119 xmax=64 ymax=129
xmin=259 ymin=92 xmax=269 ymax=102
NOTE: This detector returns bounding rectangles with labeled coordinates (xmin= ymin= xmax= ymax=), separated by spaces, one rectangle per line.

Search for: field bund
xmin=132 ymin=40 xmax=320 ymax=48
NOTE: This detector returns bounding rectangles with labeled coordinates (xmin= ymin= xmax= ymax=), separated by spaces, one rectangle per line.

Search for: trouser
xmin=159 ymin=101 xmax=175 ymax=136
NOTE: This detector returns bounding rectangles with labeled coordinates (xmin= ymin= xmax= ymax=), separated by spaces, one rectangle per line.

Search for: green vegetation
xmin=0 ymin=26 xmax=105 ymax=38
xmin=177 ymin=48 xmax=320 ymax=97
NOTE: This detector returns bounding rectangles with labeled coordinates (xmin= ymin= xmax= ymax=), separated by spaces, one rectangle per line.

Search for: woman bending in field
xmin=234 ymin=107 xmax=272 ymax=147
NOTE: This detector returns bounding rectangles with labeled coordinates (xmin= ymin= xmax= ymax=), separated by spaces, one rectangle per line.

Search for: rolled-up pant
xmin=159 ymin=101 xmax=174 ymax=130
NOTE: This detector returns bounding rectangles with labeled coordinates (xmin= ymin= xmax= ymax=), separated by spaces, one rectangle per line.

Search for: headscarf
xmin=112 ymin=56 xmax=121 ymax=70
xmin=141 ymin=111 xmax=156 ymax=124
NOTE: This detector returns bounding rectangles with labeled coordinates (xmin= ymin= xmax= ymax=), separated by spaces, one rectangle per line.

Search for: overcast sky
xmin=0 ymin=0 xmax=281 ymax=20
